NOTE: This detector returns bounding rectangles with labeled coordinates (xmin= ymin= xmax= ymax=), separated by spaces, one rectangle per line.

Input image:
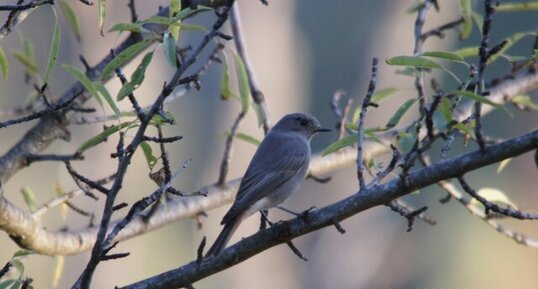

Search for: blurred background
xmin=1 ymin=0 xmax=537 ymax=288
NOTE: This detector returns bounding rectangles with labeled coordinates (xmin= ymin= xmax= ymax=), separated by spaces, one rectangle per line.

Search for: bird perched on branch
xmin=206 ymin=113 xmax=330 ymax=257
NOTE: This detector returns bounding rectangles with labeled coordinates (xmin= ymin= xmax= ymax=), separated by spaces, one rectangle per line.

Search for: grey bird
xmin=206 ymin=113 xmax=330 ymax=257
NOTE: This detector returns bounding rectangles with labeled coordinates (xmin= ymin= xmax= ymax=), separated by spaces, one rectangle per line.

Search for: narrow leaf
xmin=471 ymin=188 xmax=518 ymax=209
xmin=386 ymin=55 xmax=442 ymax=69
xmin=421 ymin=51 xmax=464 ymax=62
xmin=497 ymin=158 xmax=512 ymax=174
xmin=51 ymin=256 xmax=64 ymax=288
xmin=322 ymin=135 xmax=357 ymax=156
xmin=219 ymin=60 xmax=235 ymax=100
xmin=371 ymin=87 xmax=398 ymax=104
xmin=0 ymin=280 xmax=15 ymax=289
xmin=59 ymin=0 xmax=80 ymax=41
xmin=117 ymin=51 xmax=154 ymax=101
xmin=63 ymin=64 xmax=102 ymax=107
xmin=12 ymin=52 xmax=38 ymax=75
xmin=163 ymin=33 xmax=177 ymax=68
xmin=140 ymin=141 xmax=158 ymax=170
xmin=169 ymin=0 xmax=182 ymax=40
xmin=386 ymin=99 xmax=416 ymax=128
xmin=77 ymin=122 xmax=137 ymax=153
xmin=21 ymin=186 xmax=36 ymax=212
xmin=98 ymin=0 xmax=106 ymax=36
xmin=234 ymin=132 xmax=260 ymax=146
xmin=454 ymin=46 xmax=479 ymax=58
xmin=487 ymin=32 xmax=532 ymax=64
xmin=53 ymin=182 xmax=68 ymax=221
xmin=459 ymin=0 xmax=473 ymax=39
xmin=101 ymin=40 xmax=152 ymax=80
xmin=398 ymin=130 xmax=416 ymax=154
xmin=108 ymin=23 xmax=143 ymax=33
xmin=12 ymin=250 xmax=33 ymax=258
xmin=496 ymin=2 xmax=538 ymax=12
xmin=44 ymin=11 xmax=61 ymax=84
xmin=94 ymin=83 xmax=120 ymax=117
xmin=453 ymin=90 xmax=511 ymax=114
xmin=0 ymin=47 xmax=8 ymax=80
xmin=233 ymin=53 xmax=250 ymax=114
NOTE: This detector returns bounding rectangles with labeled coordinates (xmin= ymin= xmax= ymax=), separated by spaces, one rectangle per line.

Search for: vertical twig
xmin=356 ymin=58 xmax=379 ymax=190
xmin=230 ymin=3 xmax=272 ymax=134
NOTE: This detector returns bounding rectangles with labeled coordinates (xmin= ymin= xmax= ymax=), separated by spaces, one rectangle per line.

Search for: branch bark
xmin=119 ymin=129 xmax=538 ymax=289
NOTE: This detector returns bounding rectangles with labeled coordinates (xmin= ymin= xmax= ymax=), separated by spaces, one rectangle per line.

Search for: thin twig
xmin=356 ymin=58 xmax=379 ymax=190
xmin=230 ymin=3 xmax=271 ymax=133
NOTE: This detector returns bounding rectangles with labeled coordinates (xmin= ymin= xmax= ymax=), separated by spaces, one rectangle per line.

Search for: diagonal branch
xmin=119 ymin=129 xmax=538 ymax=289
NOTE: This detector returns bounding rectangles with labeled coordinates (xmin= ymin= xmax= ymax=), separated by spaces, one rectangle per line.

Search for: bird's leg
xmin=259 ymin=210 xmax=274 ymax=227
xmin=277 ymin=206 xmax=316 ymax=222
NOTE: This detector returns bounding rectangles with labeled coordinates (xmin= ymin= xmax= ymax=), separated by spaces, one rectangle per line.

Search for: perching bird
xmin=206 ymin=113 xmax=330 ymax=257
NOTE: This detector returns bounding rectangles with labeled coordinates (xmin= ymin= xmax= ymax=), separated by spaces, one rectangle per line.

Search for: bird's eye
xmin=300 ymin=119 xmax=308 ymax=126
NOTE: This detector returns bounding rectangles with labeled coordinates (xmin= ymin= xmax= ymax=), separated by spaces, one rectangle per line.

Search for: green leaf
xmin=51 ymin=256 xmax=64 ymax=288
xmin=397 ymin=130 xmax=416 ymax=154
xmin=0 ymin=279 xmax=16 ymax=289
xmin=459 ymin=0 xmax=473 ymax=39
xmin=439 ymin=97 xmax=453 ymax=123
xmin=386 ymin=99 xmax=416 ymax=128
xmin=234 ymin=132 xmax=260 ymax=146
xmin=420 ymin=51 xmax=465 ymax=62
xmin=108 ymin=23 xmax=143 ymax=33
xmin=140 ymin=141 xmax=157 ymax=170
xmin=53 ymin=182 xmax=68 ymax=221
xmin=163 ymin=33 xmax=177 ymax=68
xmin=117 ymin=51 xmax=154 ymax=101
xmin=371 ymin=87 xmax=398 ymax=104
xmin=180 ymin=24 xmax=206 ymax=32
xmin=12 ymin=52 xmax=38 ymax=76
xmin=453 ymin=46 xmax=479 ymax=58
xmin=8 ymin=280 xmax=20 ymax=289
xmin=251 ymin=102 xmax=265 ymax=128
xmin=101 ymin=40 xmax=152 ymax=80
xmin=233 ymin=53 xmax=250 ymax=114
xmin=143 ymin=16 xmax=174 ymax=25
xmin=386 ymin=55 xmax=442 ymax=69
xmin=150 ymin=111 xmax=176 ymax=126
xmin=453 ymin=122 xmax=475 ymax=137
xmin=12 ymin=250 xmax=33 ymax=259
xmin=487 ymin=32 xmax=533 ymax=64
xmin=98 ymin=0 xmax=106 ymax=36
xmin=59 ymin=0 xmax=80 ymax=41
xmin=322 ymin=135 xmax=357 ymax=156
xmin=472 ymin=11 xmax=484 ymax=34
xmin=219 ymin=60 xmax=235 ymax=100
xmin=471 ymin=188 xmax=518 ymax=209
xmin=11 ymin=259 xmax=24 ymax=275
xmin=511 ymin=95 xmax=538 ymax=110
xmin=497 ymin=158 xmax=512 ymax=174
xmin=453 ymin=90 xmax=511 ymax=115
xmin=77 ymin=122 xmax=137 ymax=153
xmin=174 ymin=6 xmax=213 ymax=20
xmin=94 ymin=83 xmax=120 ymax=117
xmin=20 ymin=187 xmax=36 ymax=212
xmin=496 ymin=2 xmax=538 ymax=12
xmin=169 ymin=0 xmax=182 ymax=40
xmin=0 ymin=47 xmax=8 ymax=80
xmin=63 ymin=64 xmax=102 ymax=107
xmin=44 ymin=11 xmax=61 ymax=85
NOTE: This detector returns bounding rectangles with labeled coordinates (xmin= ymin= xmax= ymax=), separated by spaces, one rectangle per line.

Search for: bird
xmin=205 ymin=112 xmax=330 ymax=257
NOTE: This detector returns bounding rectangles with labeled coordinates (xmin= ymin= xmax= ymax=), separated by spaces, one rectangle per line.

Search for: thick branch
xmin=120 ymin=129 xmax=538 ymax=289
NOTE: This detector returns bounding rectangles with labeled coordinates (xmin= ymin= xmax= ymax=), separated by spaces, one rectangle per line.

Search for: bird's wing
xmin=221 ymin=133 xmax=309 ymax=224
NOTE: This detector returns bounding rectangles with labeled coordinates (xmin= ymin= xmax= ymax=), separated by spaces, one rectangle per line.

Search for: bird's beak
xmin=314 ymin=126 xmax=331 ymax=133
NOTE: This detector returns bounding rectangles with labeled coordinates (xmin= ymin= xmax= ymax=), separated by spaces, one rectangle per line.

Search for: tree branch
xmin=119 ymin=129 xmax=538 ymax=289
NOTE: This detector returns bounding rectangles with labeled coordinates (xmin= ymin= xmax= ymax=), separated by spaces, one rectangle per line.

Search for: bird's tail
xmin=205 ymin=219 xmax=240 ymax=257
